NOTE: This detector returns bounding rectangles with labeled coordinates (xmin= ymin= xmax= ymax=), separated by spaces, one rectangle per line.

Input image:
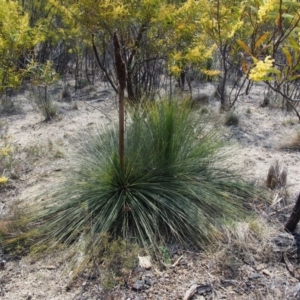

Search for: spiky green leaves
xmin=28 ymin=99 xmax=261 ymax=260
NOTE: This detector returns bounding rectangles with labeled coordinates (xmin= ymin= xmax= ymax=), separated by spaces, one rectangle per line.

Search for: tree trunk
xmin=285 ymin=193 xmax=300 ymax=233
xmin=126 ymin=69 xmax=136 ymax=102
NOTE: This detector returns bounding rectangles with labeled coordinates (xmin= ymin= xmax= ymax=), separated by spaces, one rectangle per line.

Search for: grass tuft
xmin=279 ymin=131 xmax=300 ymax=151
xmin=224 ymin=110 xmax=239 ymax=126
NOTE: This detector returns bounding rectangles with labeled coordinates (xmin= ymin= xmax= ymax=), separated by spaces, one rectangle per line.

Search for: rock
xmin=144 ymin=276 xmax=151 ymax=286
xmin=294 ymin=282 xmax=300 ymax=295
xmin=0 ymin=260 xmax=6 ymax=269
xmin=248 ymin=273 xmax=261 ymax=280
xmin=197 ymin=284 xmax=212 ymax=295
xmin=221 ymin=279 xmax=238 ymax=287
xmin=132 ymin=280 xmax=145 ymax=291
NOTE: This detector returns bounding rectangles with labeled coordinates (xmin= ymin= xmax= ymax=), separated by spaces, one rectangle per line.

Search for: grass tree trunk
xmin=113 ymin=32 xmax=127 ymax=171
xmin=285 ymin=193 xmax=300 ymax=233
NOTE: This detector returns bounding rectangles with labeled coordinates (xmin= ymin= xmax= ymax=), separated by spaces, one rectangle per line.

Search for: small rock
xmin=132 ymin=280 xmax=145 ymax=291
xmin=197 ymin=284 xmax=212 ymax=295
xmin=294 ymin=282 xmax=300 ymax=295
xmin=248 ymin=272 xmax=261 ymax=279
xmin=0 ymin=260 xmax=6 ymax=269
xmin=221 ymin=279 xmax=238 ymax=287
xmin=145 ymin=276 xmax=151 ymax=286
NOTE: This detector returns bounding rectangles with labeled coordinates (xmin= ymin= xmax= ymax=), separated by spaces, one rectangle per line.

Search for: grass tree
xmin=19 ymin=99 xmax=263 ymax=265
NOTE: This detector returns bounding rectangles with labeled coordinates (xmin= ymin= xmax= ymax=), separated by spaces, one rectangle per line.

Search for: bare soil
xmin=1 ymin=81 xmax=300 ymax=300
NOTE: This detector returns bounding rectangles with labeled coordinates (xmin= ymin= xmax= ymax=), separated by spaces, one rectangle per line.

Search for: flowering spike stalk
xmin=113 ymin=31 xmax=127 ymax=172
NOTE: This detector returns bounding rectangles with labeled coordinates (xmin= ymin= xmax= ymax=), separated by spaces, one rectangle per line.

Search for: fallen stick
xmin=183 ymin=284 xmax=198 ymax=300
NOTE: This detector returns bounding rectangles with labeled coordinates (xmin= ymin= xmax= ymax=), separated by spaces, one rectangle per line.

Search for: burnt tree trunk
xmin=285 ymin=193 xmax=300 ymax=233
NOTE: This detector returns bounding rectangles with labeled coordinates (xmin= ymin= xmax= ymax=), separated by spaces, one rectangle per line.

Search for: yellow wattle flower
xmin=249 ymin=56 xmax=275 ymax=82
xmin=201 ymin=69 xmax=221 ymax=77
xmin=171 ymin=51 xmax=182 ymax=62
xmin=258 ymin=0 xmax=277 ymax=22
xmin=170 ymin=65 xmax=182 ymax=77
xmin=0 ymin=176 xmax=8 ymax=185
xmin=0 ymin=147 xmax=12 ymax=156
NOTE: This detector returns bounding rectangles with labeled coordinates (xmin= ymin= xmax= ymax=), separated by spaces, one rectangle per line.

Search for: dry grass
xmin=195 ymin=215 xmax=291 ymax=297
xmin=61 ymin=86 xmax=72 ymax=101
xmin=281 ymin=118 xmax=297 ymax=127
xmin=199 ymin=215 xmax=298 ymax=298
xmin=210 ymin=218 xmax=276 ymax=264
xmin=279 ymin=131 xmax=300 ymax=152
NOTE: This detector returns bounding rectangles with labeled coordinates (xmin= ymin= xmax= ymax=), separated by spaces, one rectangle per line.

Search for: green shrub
xmin=29 ymin=85 xmax=57 ymax=121
xmin=0 ymin=126 xmax=13 ymax=186
xmin=23 ymin=99 xmax=262 ymax=264
xmin=0 ymin=97 xmax=22 ymax=115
